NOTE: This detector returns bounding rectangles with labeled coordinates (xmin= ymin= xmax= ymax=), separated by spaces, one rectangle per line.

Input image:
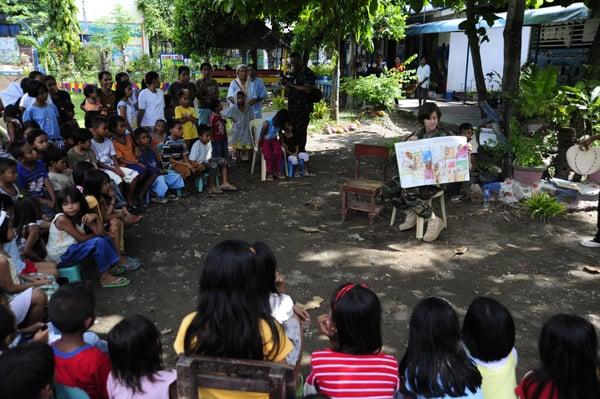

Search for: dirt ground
xmin=93 ymin=115 xmax=600 ymax=377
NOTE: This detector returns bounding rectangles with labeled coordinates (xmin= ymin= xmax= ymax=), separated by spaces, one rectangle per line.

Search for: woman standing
xmin=226 ymin=65 xmax=249 ymax=106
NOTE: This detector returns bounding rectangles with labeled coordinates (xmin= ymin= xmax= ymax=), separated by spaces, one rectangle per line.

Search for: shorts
xmin=104 ymin=167 xmax=139 ymax=185
xmin=211 ymin=139 xmax=229 ymax=159
xmin=9 ymin=288 xmax=33 ymax=324
xmin=21 ymin=260 xmax=38 ymax=274
xmin=124 ymin=163 xmax=147 ymax=176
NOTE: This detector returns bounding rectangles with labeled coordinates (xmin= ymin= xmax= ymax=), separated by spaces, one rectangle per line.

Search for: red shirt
xmin=208 ymin=112 xmax=227 ymax=142
xmin=53 ymin=343 xmax=112 ymax=399
xmin=515 ymin=376 xmax=559 ymax=399
xmin=307 ymin=348 xmax=400 ymax=399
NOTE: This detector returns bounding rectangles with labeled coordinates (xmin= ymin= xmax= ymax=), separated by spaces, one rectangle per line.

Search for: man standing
xmin=283 ymin=52 xmax=315 ymax=152
xmin=416 ymin=56 xmax=431 ymax=107
xmin=195 ymin=62 xmax=220 ymax=125
xmin=98 ymin=71 xmax=117 ymax=115
xmin=247 ymin=64 xmax=267 ymax=119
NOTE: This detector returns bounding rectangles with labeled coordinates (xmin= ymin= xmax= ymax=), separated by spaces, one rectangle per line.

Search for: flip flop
xmin=122 ymin=256 xmax=142 ymax=272
xmin=101 ymin=276 xmax=131 ymax=288
xmin=108 ymin=265 xmax=125 ymax=275
xmin=221 ymin=184 xmax=238 ymax=191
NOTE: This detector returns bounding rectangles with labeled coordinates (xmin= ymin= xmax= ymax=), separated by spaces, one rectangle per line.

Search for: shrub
xmin=311 ymin=100 xmax=330 ymax=120
xmin=312 ymin=62 xmax=334 ymax=79
xmin=525 ymin=192 xmax=566 ymax=222
xmin=272 ymin=95 xmax=287 ymax=111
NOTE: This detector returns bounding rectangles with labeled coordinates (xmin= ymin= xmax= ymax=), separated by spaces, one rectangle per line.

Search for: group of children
xmin=1 ymin=238 xmax=598 ymax=399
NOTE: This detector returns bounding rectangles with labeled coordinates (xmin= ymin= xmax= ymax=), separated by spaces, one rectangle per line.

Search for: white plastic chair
xmin=390 ymin=190 xmax=447 ymax=240
xmin=249 ymin=118 xmax=289 ymax=180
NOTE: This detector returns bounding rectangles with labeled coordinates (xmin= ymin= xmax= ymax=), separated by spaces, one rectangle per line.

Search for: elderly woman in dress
xmin=227 ymin=65 xmax=250 ymax=106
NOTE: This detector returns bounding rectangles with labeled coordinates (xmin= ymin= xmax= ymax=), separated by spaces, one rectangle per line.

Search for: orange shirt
xmin=113 ymin=135 xmax=138 ymax=164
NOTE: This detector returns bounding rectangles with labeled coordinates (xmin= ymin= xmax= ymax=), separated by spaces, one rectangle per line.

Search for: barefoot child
xmin=161 ymin=120 xmax=204 ymax=183
xmin=207 ymin=98 xmax=229 ymax=159
xmin=46 ymin=187 xmax=130 ymax=288
xmin=175 ymin=91 xmax=199 ymax=149
xmin=222 ymin=91 xmax=252 ymax=161
xmin=189 ymin=125 xmax=237 ymax=193
xmin=259 ymin=109 xmax=289 ymax=181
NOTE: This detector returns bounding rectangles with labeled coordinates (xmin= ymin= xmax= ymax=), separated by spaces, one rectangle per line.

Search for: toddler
xmin=161 ymin=120 xmax=203 ymax=180
xmin=175 ymin=90 xmax=199 ymax=149
xmin=189 ymin=125 xmax=237 ymax=193
xmin=222 ymin=90 xmax=252 ymax=161
xmin=259 ymin=109 xmax=289 ymax=181
xmin=0 ymin=157 xmax=21 ymax=201
xmin=47 ymin=150 xmax=73 ymax=193
xmin=49 ymin=283 xmax=111 ymax=399
xmin=13 ymin=142 xmax=56 ymax=214
xmin=135 ymin=128 xmax=184 ymax=202
xmin=82 ymin=85 xmax=103 ymax=113
xmin=281 ymin=127 xmax=312 ymax=177
xmin=207 ymin=98 xmax=229 ymax=159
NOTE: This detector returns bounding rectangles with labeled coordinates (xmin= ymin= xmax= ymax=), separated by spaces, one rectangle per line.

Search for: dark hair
xmin=3 ymin=104 xmax=19 ymax=119
xmin=236 ymin=90 xmax=246 ymax=98
xmin=247 ymin=63 xmax=256 ymax=70
xmin=20 ymin=77 xmax=31 ymax=92
xmin=90 ymin=115 xmax=108 ymax=130
xmin=115 ymin=81 xmax=131 ymax=103
xmin=420 ymin=55 xmax=427 ymax=60
xmin=154 ymin=119 xmax=166 ymax=127
xmin=14 ymin=196 xmax=42 ymax=232
xmin=9 ymin=142 xmax=27 ymax=160
xmin=83 ymin=84 xmax=98 ymax=98
xmin=145 ymin=71 xmax=159 ymax=86
xmin=400 ymin=297 xmax=481 ymax=397
xmin=289 ymin=51 xmax=301 ymax=59
xmin=133 ymin=127 xmax=149 ymax=141
xmin=417 ymin=103 xmax=442 ymax=124
xmin=108 ymin=115 xmax=125 ymax=132
xmin=26 ymin=129 xmax=47 ymax=146
xmin=29 ymin=71 xmax=43 ymax=80
xmin=330 ymin=283 xmax=382 ymax=354
xmin=115 ymin=72 xmax=129 ymax=83
xmin=0 ymin=342 xmax=54 ymax=399
xmin=462 ymin=297 xmax=515 ymax=362
xmin=22 ymin=120 xmax=40 ymax=132
xmin=459 ymin=123 xmax=473 ymax=132
xmin=98 ymin=71 xmax=111 ymax=81
xmin=58 ymin=186 xmax=90 ymax=216
xmin=273 ymin=109 xmax=291 ymax=128
xmin=183 ymin=240 xmax=281 ymax=360
xmin=168 ymin=119 xmax=182 ymax=132
xmin=27 ymin=80 xmax=48 ymax=98
xmin=0 ymin=304 xmax=16 ymax=350
xmin=48 ymin=282 xmax=95 ymax=334
xmin=73 ymin=161 xmax=95 ymax=186
xmin=178 ymin=66 xmax=190 ymax=76
xmin=208 ymin=98 xmax=221 ymax=112
xmin=84 ymin=111 xmax=100 ymax=129
xmin=177 ymin=90 xmax=189 ymax=100
xmin=44 ymin=75 xmax=56 ymax=84
xmin=200 ymin=62 xmax=212 ymax=70
xmin=0 ymin=157 xmax=17 ymax=175
xmin=523 ymin=314 xmax=600 ymax=399
xmin=108 ymin=314 xmax=164 ymax=393
xmin=0 ymin=194 xmax=14 ymax=213
xmin=71 ymin=128 xmax=93 ymax=144
xmin=83 ymin=169 xmax=110 ymax=200
xmin=252 ymin=241 xmax=278 ymax=300
xmin=198 ymin=124 xmax=211 ymax=135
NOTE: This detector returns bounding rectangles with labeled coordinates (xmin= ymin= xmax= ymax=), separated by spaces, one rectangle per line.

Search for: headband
xmin=334 ymin=283 xmax=368 ymax=304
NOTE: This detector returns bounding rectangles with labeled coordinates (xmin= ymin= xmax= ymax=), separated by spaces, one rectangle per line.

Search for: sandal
xmin=150 ymin=197 xmax=168 ymax=204
xmin=108 ymin=265 xmax=125 ymax=275
xmin=101 ymin=276 xmax=131 ymax=288
xmin=221 ymin=183 xmax=238 ymax=191
xmin=122 ymin=256 xmax=142 ymax=272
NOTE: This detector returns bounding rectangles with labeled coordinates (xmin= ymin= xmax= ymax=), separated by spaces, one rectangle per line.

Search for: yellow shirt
xmin=475 ymin=347 xmax=518 ymax=399
xmin=174 ymin=312 xmax=293 ymax=399
xmin=175 ymin=106 xmax=199 ymax=140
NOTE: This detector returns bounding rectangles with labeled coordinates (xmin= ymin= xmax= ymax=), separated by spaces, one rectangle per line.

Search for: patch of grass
xmin=525 ymin=192 xmax=567 ymax=222
xmin=71 ymin=92 xmax=86 ymax=127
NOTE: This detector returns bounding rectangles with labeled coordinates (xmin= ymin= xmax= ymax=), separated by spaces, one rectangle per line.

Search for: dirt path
xmin=95 ymin=118 xmax=600 ymax=376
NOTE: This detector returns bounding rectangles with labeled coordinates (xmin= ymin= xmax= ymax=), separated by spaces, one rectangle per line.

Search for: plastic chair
xmin=58 ymin=264 xmax=82 ymax=283
xmin=250 ymin=118 xmax=267 ymax=180
xmin=196 ymin=171 xmax=220 ymax=192
xmin=54 ymin=384 xmax=90 ymax=399
xmin=389 ymin=191 xmax=447 ymax=239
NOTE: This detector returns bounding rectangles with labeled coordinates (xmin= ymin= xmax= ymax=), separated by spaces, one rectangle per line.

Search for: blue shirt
xmin=17 ymin=160 xmax=48 ymax=198
xmin=248 ymin=77 xmax=267 ymax=118
xmin=23 ymin=103 xmax=61 ymax=140
xmin=263 ymin=118 xmax=279 ymax=140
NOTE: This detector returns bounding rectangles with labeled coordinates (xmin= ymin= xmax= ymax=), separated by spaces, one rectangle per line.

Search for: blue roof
xmin=405 ymin=3 xmax=590 ymax=36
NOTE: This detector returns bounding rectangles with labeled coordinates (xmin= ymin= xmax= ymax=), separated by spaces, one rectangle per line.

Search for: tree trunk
xmin=587 ymin=21 xmax=600 ymax=65
xmin=465 ymin=0 xmax=487 ymax=103
xmin=249 ymin=48 xmax=258 ymax=67
xmin=349 ymin=41 xmax=357 ymax=78
xmin=331 ymin=31 xmax=342 ymax=122
xmin=554 ymin=127 xmax=576 ymax=179
xmin=502 ymin=0 xmax=526 ymax=138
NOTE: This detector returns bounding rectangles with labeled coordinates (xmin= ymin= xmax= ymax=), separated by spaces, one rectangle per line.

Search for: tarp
xmin=406 ymin=3 xmax=590 ymax=36
xmin=0 ymin=82 xmax=23 ymax=107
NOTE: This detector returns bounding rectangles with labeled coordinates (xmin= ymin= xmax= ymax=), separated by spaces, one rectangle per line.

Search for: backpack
xmin=309 ymin=87 xmax=323 ymax=103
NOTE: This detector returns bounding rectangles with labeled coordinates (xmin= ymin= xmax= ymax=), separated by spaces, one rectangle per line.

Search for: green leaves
xmin=341 ymin=66 xmax=415 ymax=109
xmin=525 ymin=192 xmax=566 ymax=222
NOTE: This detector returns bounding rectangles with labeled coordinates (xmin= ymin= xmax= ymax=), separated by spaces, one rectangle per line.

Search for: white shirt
xmin=269 ymin=293 xmax=294 ymax=324
xmin=19 ymin=93 xmax=53 ymax=109
xmin=189 ymin=140 xmax=212 ymax=162
xmin=416 ymin=64 xmax=431 ymax=88
xmin=91 ymin=138 xmax=116 ymax=165
xmin=138 ymin=88 xmax=165 ymax=127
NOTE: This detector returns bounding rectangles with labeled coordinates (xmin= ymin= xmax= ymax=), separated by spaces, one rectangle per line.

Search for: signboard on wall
xmin=534 ymin=47 xmax=588 ymax=83
xmin=159 ymin=53 xmax=185 ymax=67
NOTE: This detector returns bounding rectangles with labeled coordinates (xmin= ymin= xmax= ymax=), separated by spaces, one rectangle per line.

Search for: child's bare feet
xmin=209 ymin=186 xmax=223 ymax=194
xmin=220 ymin=183 xmax=237 ymax=191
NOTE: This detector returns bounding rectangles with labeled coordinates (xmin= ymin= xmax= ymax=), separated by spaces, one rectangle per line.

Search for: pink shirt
xmin=107 ymin=370 xmax=176 ymax=399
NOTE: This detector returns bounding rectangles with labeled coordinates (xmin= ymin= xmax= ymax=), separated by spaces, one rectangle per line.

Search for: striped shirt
xmin=306 ymin=349 xmax=400 ymax=399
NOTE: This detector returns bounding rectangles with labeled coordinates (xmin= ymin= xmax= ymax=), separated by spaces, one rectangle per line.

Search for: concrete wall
xmin=446 ymin=27 xmax=531 ymax=93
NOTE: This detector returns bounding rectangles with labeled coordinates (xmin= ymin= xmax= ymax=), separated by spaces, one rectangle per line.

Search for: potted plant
xmin=517 ymin=66 xmax=560 ymax=133
xmin=510 ymin=120 xmax=546 ymax=186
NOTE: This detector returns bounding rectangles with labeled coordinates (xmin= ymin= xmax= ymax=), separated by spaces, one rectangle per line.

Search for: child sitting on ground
xmin=13 ymin=142 xmax=56 ymax=216
xmin=0 ymin=157 xmax=21 ymax=201
xmin=400 ymin=297 xmax=483 ymax=399
xmin=189 ymin=125 xmax=238 ymax=193
xmin=151 ymin=119 xmax=167 ymax=149
xmin=134 ymin=128 xmax=184 ymax=203
xmin=90 ymin=116 xmax=140 ymax=208
xmin=462 ymin=297 xmax=517 ymax=399
xmin=516 ymin=314 xmax=600 ymax=399
xmin=47 ymin=150 xmax=73 ymax=193
xmin=161 ymin=120 xmax=204 ymax=182
xmin=27 ymin=129 xmax=52 ymax=163
xmin=107 ymin=314 xmax=177 ymax=398
xmin=0 ymin=341 xmax=55 ymax=399
xmin=67 ymin=128 xmax=98 ymax=168
xmin=49 ymin=283 xmax=112 ymax=399
xmin=175 ymin=91 xmax=199 ymax=149
xmin=110 ymin=115 xmax=156 ymax=207
xmin=259 ymin=109 xmax=290 ymax=181
xmin=306 ymin=283 xmax=400 ymax=398
xmin=21 ymin=120 xmax=41 ymax=143
xmin=207 ymin=98 xmax=229 ymax=159
xmin=281 ymin=126 xmax=312 ymax=177
xmin=222 ymin=90 xmax=252 ymax=161
xmin=46 ymin=187 xmax=130 ymax=288
xmin=82 ymin=85 xmax=103 ymax=113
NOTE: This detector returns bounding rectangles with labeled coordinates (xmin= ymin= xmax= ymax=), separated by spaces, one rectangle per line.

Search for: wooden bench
xmin=176 ymin=355 xmax=295 ymax=399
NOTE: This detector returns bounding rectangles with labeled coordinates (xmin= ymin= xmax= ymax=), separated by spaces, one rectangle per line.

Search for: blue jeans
xmin=59 ymin=236 xmax=119 ymax=273
xmin=211 ymin=139 xmax=229 ymax=159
